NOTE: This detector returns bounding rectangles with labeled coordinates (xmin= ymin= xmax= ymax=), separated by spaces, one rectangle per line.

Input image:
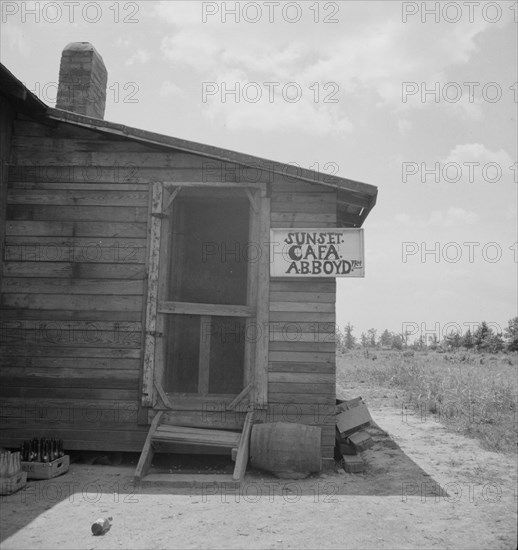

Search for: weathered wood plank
xmin=0 ymin=328 xmax=141 ymax=348
xmin=269 ymin=341 xmax=336 ymax=353
xmin=270 ymin=279 xmax=335 ymax=292
xmin=269 ymin=331 xmax=336 ymax=344
xmin=198 ymin=316 xmax=211 ymax=396
xmin=226 ymin=384 xmax=252 ymax=412
xmin=253 ymin=196 xmax=270 ymax=408
xmin=12 ymin=136 xmax=160 ymax=153
xmin=5 ymin=220 xmax=147 ymax=238
xmin=134 ymin=411 xmax=162 ymax=483
xmin=268 ymin=361 xmax=336 ymax=374
xmin=7 ymin=166 xmax=271 ymax=185
xmin=1 ymin=366 xmax=138 ymax=380
xmin=4 ymin=246 xmax=146 ymax=264
xmin=269 ymin=291 xmax=335 ymax=303
xmin=271 ymin=221 xmax=337 ymax=229
xmin=0 ymin=434 xmax=147 ymax=452
xmin=7 ymin=190 xmax=148 ymax=206
xmin=269 ymin=313 xmax=335 ymax=325
xmin=271 ymin=201 xmax=336 ymax=214
xmin=243 ymin=190 xmax=260 ymax=393
xmin=11 ymin=150 xmax=237 ymax=169
xmin=268 ymin=372 xmax=335 ymax=384
xmin=232 ymin=411 xmax=254 ymax=482
xmin=1 ymin=294 xmax=143 ymax=312
xmin=158 ymin=301 xmax=254 ymax=317
xmin=0 ymin=386 xmax=139 ymax=400
xmin=153 ymin=426 xmax=240 ymax=447
xmin=268 ymin=382 xmax=335 ymax=394
xmin=0 ymin=398 xmax=140 ymax=425
xmin=270 ymin=213 xmax=336 ymax=224
xmin=162 ymin=410 xmax=246 ymax=431
xmin=268 ymin=351 xmax=335 ymax=363
xmin=2 ymin=262 xmax=146 ymax=279
xmin=13 ymin=119 xmax=115 ymax=140
xmin=0 ymin=376 xmax=138 ymax=389
xmin=251 ymin=405 xmax=336 ymax=423
xmin=271 ymin=193 xmax=336 ymax=204
xmin=271 ymin=180 xmax=335 ymax=194
xmin=10 ymin=182 xmax=149 ymax=192
xmin=269 ymin=321 xmax=337 ymax=333
xmin=0 ymin=308 xmax=142 ymax=322
xmin=0 ymin=346 xmax=141 ymax=359
xmin=268 ymin=392 xmax=335 ymax=404
xmin=1 ymin=277 xmax=143 ymax=295
xmin=0 ymin=419 xmax=145 ymax=436
xmin=270 ymin=301 xmax=335 ymax=313
xmin=7 ymin=204 xmax=148 ymax=222
xmin=141 ymin=182 xmax=162 ymax=408
xmin=0 ymin=356 xmax=140 ymax=369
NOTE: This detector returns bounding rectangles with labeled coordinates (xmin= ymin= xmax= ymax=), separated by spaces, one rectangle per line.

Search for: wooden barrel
xmin=250 ymin=422 xmax=322 ymax=479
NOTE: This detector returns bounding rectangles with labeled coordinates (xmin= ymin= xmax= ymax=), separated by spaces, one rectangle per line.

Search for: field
xmin=337 ymin=349 xmax=518 ymax=454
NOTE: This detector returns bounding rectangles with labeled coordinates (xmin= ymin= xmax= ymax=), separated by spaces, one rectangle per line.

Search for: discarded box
xmin=0 ymin=471 xmax=27 ymax=495
xmin=336 ymin=396 xmax=361 ymax=413
xmin=342 ymin=454 xmax=365 ymax=474
xmin=335 ymin=431 xmax=357 ymax=455
xmin=338 ymin=441 xmax=357 ymax=455
xmin=346 ymin=430 xmax=374 ymax=453
xmin=21 ymin=455 xmax=70 ymax=480
xmin=336 ymin=398 xmax=372 ymax=437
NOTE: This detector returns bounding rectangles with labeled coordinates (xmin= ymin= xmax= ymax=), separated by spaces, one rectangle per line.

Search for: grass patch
xmin=337 ymin=349 xmax=518 ymax=454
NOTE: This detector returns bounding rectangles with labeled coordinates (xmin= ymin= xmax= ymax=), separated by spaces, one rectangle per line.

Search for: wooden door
xmin=163 ymin=195 xmax=249 ymax=398
xmin=141 ymin=183 xmax=270 ymax=414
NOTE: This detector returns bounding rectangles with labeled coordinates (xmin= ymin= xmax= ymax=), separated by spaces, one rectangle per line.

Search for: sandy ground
xmin=1 ymin=384 xmax=516 ymax=550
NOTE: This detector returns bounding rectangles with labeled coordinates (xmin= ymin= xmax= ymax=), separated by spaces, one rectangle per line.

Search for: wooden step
xmin=153 ymin=425 xmax=241 ymax=447
xmin=134 ymin=411 xmax=254 ymax=484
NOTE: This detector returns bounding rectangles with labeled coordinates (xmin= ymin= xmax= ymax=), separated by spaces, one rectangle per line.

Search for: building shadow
xmin=0 ymin=426 xmax=448 ymax=543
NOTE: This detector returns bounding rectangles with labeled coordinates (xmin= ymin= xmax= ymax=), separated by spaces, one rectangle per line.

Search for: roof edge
xmin=47 ymin=108 xmax=378 ymax=200
xmin=0 ymin=63 xmax=49 ymax=115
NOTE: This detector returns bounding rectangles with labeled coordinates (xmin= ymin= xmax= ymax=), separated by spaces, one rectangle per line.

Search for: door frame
xmin=141 ymin=181 xmax=270 ymax=419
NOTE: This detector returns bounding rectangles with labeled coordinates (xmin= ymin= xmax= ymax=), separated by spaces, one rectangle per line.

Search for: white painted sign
xmin=270 ymin=228 xmax=365 ymax=278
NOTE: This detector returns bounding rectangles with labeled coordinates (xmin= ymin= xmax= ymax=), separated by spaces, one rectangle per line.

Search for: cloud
xmin=397 ymin=119 xmax=412 ymax=135
xmin=152 ymin=1 xmax=508 ymax=131
xmin=116 ymin=37 xmax=131 ymax=49
xmin=125 ymin=49 xmax=150 ymax=66
xmin=443 ymin=144 xmax=515 ymax=183
xmin=2 ymin=25 xmax=31 ymax=57
xmin=159 ymin=80 xmax=183 ymax=98
xmin=203 ymin=92 xmax=353 ymax=135
xmin=395 ymin=207 xmax=480 ymax=228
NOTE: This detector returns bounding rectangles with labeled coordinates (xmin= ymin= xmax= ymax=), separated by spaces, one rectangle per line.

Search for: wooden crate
xmin=346 ymin=430 xmax=374 ymax=452
xmin=0 ymin=471 xmax=27 ymax=495
xmin=21 ymin=455 xmax=70 ymax=480
xmin=342 ymin=454 xmax=365 ymax=474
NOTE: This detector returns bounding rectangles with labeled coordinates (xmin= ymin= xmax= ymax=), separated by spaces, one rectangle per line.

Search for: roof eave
xmin=0 ymin=64 xmax=48 ymax=116
xmin=47 ymin=107 xmax=379 ymax=226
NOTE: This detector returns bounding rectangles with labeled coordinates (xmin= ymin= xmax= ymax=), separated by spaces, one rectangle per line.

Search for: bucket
xmin=250 ymin=422 xmax=322 ymax=479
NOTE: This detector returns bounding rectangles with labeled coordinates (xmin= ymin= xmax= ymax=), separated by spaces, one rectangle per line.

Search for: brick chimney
xmin=56 ymin=42 xmax=107 ymax=119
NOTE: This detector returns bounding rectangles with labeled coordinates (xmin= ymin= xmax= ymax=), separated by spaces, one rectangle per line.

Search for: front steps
xmin=134 ymin=411 xmax=254 ymax=484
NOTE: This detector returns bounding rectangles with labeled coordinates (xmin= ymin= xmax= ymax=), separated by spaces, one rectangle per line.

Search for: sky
xmin=1 ymin=0 xmax=517 ymax=343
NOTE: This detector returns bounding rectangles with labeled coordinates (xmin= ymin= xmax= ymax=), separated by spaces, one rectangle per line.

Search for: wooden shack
xmin=0 ymin=44 xmax=377 ymax=479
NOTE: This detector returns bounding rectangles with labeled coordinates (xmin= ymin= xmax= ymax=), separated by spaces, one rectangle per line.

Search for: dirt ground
xmin=1 ymin=382 xmax=516 ymax=550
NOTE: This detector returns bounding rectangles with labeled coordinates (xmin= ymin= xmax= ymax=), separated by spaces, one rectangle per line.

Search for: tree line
xmin=337 ymin=317 xmax=518 ymax=354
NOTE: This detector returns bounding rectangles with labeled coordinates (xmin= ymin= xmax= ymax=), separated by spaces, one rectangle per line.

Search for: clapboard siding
xmin=0 ymin=119 xmax=151 ymax=452
xmin=3 ymin=262 xmax=146 ymax=279
xmin=1 ymin=114 xmax=342 ymax=462
xmin=266 ymin=186 xmax=337 ymax=459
